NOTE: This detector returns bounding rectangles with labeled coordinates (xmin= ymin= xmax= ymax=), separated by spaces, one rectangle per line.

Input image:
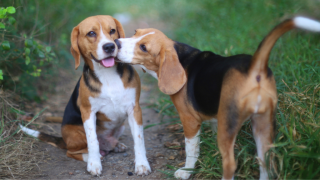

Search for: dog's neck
xmin=82 ymin=63 xmax=102 ymax=92
xmin=173 ymin=41 xmax=201 ymax=69
xmin=82 ymin=61 xmax=119 ymax=87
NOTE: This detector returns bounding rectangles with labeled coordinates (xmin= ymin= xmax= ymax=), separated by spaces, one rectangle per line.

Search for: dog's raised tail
xmin=249 ymin=16 xmax=320 ymax=76
xmin=19 ymin=124 xmax=67 ymax=149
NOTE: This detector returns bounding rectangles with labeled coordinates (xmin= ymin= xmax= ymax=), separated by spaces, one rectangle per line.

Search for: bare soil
xmin=22 ymin=17 xmax=186 ymax=179
xmin=28 ymin=70 xmax=183 ymax=179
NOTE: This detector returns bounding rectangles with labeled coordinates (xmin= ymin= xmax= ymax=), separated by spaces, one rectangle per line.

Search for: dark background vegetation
xmin=0 ymin=0 xmax=320 ymax=179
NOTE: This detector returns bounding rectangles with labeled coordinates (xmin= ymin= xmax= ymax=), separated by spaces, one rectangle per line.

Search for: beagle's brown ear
xmin=113 ymin=18 xmax=125 ymax=38
xmin=70 ymin=26 xmax=80 ymax=70
xmin=158 ymin=48 xmax=187 ymax=95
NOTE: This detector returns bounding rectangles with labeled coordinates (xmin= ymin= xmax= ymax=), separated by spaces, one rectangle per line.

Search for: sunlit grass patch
xmin=268 ymin=81 xmax=320 ymax=179
xmin=152 ymin=72 xmax=320 ymax=179
xmin=194 ymin=80 xmax=320 ymax=179
xmin=144 ymin=0 xmax=320 ymax=179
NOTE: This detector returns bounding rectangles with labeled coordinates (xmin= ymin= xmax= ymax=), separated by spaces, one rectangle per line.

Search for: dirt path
xmin=32 ymin=71 xmax=182 ymax=179
xmin=25 ymin=16 xmax=185 ymax=179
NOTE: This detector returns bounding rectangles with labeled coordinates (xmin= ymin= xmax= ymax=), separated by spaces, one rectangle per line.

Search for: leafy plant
xmin=0 ymin=0 xmax=130 ymax=101
xmin=0 ymin=6 xmax=16 ymax=81
xmin=0 ymin=5 xmax=57 ymax=100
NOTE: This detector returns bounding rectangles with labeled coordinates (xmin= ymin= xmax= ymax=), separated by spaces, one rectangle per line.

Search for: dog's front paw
xmin=114 ymin=142 xmax=127 ymax=152
xmin=135 ymin=160 xmax=151 ymax=175
xmin=174 ymin=168 xmax=191 ymax=179
xmin=87 ymin=159 xmax=102 ymax=176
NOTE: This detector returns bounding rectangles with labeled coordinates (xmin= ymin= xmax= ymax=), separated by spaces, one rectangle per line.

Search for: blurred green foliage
xmin=0 ymin=5 xmax=58 ymax=100
xmin=142 ymin=0 xmax=320 ymax=179
xmin=0 ymin=6 xmax=17 ymax=80
xmin=0 ymin=0 xmax=120 ymax=101
xmin=0 ymin=0 xmax=319 ymax=178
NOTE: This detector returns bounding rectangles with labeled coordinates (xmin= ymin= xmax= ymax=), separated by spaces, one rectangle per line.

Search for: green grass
xmin=1 ymin=0 xmax=319 ymax=178
xmin=141 ymin=0 xmax=320 ymax=179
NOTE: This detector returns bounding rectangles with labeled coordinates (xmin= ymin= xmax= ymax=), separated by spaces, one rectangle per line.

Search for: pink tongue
xmin=101 ymin=57 xmax=115 ymax=67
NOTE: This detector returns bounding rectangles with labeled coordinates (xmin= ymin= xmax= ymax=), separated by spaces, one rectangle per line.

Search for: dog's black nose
xmin=115 ymin=39 xmax=121 ymax=49
xmin=103 ymin=43 xmax=115 ymax=53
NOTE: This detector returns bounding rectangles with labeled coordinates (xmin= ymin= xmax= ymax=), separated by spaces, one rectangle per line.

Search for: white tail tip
xmin=19 ymin=124 xmax=40 ymax=138
xmin=294 ymin=16 xmax=320 ymax=32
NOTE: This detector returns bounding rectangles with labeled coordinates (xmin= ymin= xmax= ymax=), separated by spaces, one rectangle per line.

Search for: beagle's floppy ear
xmin=70 ymin=26 xmax=80 ymax=70
xmin=113 ymin=18 xmax=125 ymax=38
xmin=158 ymin=48 xmax=187 ymax=95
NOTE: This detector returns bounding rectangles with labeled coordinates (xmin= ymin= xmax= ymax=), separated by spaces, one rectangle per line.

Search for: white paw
xmin=135 ymin=160 xmax=151 ymax=175
xmin=174 ymin=168 xmax=191 ymax=179
xmin=259 ymin=169 xmax=268 ymax=180
xmin=87 ymin=159 xmax=102 ymax=176
xmin=114 ymin=142 xmax=127 ymax=152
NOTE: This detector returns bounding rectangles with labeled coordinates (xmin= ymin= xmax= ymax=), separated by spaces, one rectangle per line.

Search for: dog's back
xmin=171 ymin=16 xmax=320 ymax=179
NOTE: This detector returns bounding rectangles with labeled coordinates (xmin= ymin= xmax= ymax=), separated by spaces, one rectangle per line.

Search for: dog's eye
xmin=110 ymin=29 xmax=116 ymax=35
xmin=140 ymin=44 xmax=147 ymax=52
xmin=87 ymin=31 xmax=96 ymax=37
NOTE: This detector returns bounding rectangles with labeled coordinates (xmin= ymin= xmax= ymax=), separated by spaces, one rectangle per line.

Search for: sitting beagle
xmin=19 ymin=15 xmax=151 ymax=176
xmin=115 ymin=16 xmax=320 ymax=179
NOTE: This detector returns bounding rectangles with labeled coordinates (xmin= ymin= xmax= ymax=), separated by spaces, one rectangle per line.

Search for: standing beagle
xmin=19 ymin=15 xmax=151 ymax=176
xmin=115 ymin=16 xmax=320 ymax=179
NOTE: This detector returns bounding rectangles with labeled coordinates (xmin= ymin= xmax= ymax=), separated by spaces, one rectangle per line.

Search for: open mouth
xmin=100 ymin=57 xmax=115 ymax=67
xmin=91 ymin=54 xmax=115 ymax=68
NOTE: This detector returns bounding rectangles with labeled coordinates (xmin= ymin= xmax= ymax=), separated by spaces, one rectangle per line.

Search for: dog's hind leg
xmin=251 ymin=102 xmax=276 ymax=180
xmin=217 ymin=108 xmax=243 ymax=180
xmin=66 ymin=150 xmax=89 ymax=162
xmin=113 ymin=124 xmax=128 ymax=153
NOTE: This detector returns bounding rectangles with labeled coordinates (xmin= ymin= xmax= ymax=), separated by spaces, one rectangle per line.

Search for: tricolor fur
xmin=20 ymin=15 xmax=151 ymax=176
xmin=115 ymin=16 xmax=320 ymax=179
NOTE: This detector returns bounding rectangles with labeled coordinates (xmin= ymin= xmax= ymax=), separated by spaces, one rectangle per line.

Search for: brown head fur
xmin=70 ymin=15 xmax=125 ymax=70
xmin=120 ymin=28 xmax=186 ymax=95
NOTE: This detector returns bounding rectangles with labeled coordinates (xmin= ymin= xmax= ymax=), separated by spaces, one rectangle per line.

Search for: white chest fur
xmin=85 ymin=61 xmax=150 ymax=176
xmin=90 ymin=62 xmax=136 ymax=121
